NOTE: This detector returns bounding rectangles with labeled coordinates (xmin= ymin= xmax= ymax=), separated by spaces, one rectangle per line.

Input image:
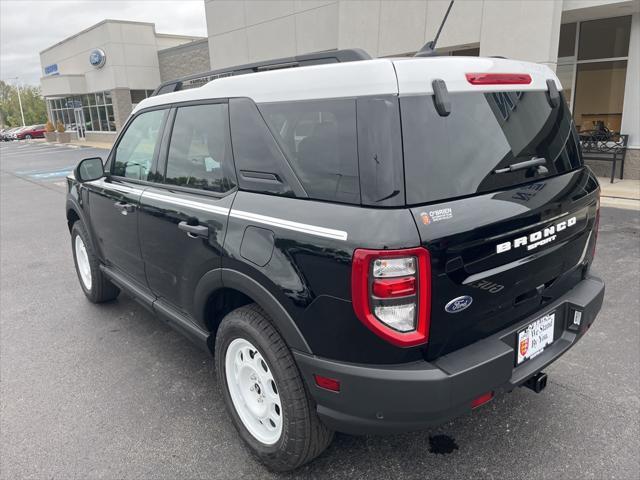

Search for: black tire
xmin=25 ymin=134 xmax=32 ymax=140
xmin=215 ymin=304 xmax=334 ymax=471
xmin=70 ymin=221 xmax=120 ymax=303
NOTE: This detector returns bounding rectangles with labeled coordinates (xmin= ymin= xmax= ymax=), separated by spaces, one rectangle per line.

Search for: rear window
xmin=259 ymin=99 xmax=360 ymax=204
xmin=401 ymin=91 xmax=582 ymax=205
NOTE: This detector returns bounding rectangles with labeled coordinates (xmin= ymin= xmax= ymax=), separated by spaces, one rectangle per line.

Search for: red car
xmin=15 ymin=124 xmax=46 ymax=140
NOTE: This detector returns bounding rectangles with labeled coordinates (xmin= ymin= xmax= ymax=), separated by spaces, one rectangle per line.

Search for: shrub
xmin=45 ymin=120 xmax=55 ymax=132
xmin=55 ymin=121 xmax=65 ymax=133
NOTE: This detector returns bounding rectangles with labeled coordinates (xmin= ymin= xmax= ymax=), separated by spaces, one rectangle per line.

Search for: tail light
xmin=465 ymin=73 xmax=532 ymax=85
xmin=351 ymin=247 xmax=431 ymax=347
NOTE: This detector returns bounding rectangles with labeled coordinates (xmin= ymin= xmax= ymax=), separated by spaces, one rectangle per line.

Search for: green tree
xmin=0 ymin=80 xmax=48 ymax=128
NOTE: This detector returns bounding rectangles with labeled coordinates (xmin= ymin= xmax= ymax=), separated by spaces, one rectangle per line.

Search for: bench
xmin=579 ymin=133 xmax=629 ymax=183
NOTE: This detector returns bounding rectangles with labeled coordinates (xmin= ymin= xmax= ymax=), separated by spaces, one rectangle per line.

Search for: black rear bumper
xmin=294 ymin=275 xmax=605 ymax=435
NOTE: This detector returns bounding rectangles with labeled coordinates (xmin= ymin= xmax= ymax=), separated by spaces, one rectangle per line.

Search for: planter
xmin=56 ymin=132 xmax=71 ymax=143
xmin=44 ymin=132 xmax=56 ymax=142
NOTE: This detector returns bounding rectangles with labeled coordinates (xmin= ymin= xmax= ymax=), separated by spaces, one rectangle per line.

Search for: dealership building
xmin=40 ymin=0 xmax=639 ymax=176
xmin=39 ymin=20 xmax=209 ymax=143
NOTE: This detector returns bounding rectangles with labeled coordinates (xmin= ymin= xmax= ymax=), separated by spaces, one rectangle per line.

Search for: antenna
xmin=415 ymin=0 xmax=455 ymax=57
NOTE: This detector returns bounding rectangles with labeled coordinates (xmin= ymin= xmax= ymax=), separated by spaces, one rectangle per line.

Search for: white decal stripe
xmin=142 ymin=191 xmax=230 ymax=216
xmin=230 ymin=209 xmax=348 ymax=241
xmin=139 ymin=190 xmax=348 ymax=241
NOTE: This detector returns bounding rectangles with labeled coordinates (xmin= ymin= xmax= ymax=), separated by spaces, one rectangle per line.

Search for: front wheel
xmin=215 ymin=304 xmax=333 ymax=471
xmin=71 ymin=221 xmax=120 ymax=303
xmin=25 ymin=134 xmax=32 ymax=140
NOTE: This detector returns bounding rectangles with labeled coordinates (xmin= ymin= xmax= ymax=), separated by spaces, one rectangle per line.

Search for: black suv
xmin=66 ymin=51 xmax=604 ymax=471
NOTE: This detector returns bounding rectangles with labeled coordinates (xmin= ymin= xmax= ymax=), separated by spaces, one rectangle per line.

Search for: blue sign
xmin=89 ymin=48 xmax=106 ymax=68
xmin=44 ymin=64 xmax=59 ymax=76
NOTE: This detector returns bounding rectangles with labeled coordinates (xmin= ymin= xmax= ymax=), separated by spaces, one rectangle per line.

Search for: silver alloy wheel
xmin=74 ymin=235 xmax=92 ymax=291
xmin=225 ymin=337 xmax=283 ymax=445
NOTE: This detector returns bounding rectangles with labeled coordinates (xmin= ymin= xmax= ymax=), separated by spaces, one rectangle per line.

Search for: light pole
xmin=8 ymin=77 xmax=26 ymax=127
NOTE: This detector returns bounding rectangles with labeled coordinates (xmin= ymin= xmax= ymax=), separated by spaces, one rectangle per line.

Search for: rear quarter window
xmin=259 ymin=98 xmax=360 ymax=204
xmin=401 ymin=91 xmax=582 ymax=205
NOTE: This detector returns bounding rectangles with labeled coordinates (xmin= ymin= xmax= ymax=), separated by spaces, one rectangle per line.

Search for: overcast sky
xmin=0 ymin=0 xmax=207 ymax=86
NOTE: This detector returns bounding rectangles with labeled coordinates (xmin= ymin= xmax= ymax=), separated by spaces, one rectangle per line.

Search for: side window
xmin=164 ymin=103 xmax=236 ymax=193
xmin=112 ymin=109 xmax=166 ymax=180
xmin=259 ymin=98 xmax=360 ymax=204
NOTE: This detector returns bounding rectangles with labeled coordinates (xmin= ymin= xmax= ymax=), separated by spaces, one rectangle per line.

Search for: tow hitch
xmin=524 ymin=372 xmax=548 ymax=393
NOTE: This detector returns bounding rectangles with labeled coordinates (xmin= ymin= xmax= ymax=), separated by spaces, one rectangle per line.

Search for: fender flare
xmin=193 ymin=268 xmax=312 ymax=354
xmin=66 ymin=197 xmax=100 ymax=254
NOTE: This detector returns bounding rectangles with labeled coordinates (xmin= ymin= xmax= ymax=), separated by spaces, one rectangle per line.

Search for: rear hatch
xmin=395 ymin=58 xmax=600 ymax=359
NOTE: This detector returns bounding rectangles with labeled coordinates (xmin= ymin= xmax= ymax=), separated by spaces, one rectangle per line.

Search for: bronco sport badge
xmin=496 ymin=216 xmax=577 ymax=254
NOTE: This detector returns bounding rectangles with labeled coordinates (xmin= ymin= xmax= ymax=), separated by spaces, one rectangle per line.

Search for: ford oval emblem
xmin=89 ymin=48 xmax=106 ymax=68
xmin=445 ymin=296 xmax=473 ymax=313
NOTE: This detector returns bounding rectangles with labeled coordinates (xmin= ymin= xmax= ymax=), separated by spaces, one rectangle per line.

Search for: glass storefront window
xmin=106 ymin=105 xmax=116 ymax=131
xmin=558 ymin=22 xmax=577 ymax=58
xmin=573 ymin=60 xmax=627 ymax=133
xmin=47 ymin=90 xmax=116 ymax=132
xmin=557 ymin=16 xmax=631 ymax=134
xmin=578 ymin=16 xmax=632 ymax=60
xmin=556 ymin=64 xmax=575 ymax=106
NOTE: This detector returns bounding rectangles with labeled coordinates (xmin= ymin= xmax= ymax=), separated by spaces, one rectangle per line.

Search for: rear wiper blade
xmin=494 ymin=157 xmax=547 ymax=174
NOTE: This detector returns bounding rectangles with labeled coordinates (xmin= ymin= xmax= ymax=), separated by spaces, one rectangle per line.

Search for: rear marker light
xmin=352 ymin=247 xmax=431 ymax=347
xmin=471 ymin=391 xmax=494 ymax=409
xmin=314 ymin=374 xmax=340 ymax=392
xmin=465 ymin=73 xmax=532 ymax=85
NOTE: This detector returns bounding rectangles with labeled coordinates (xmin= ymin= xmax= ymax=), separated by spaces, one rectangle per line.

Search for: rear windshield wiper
xmin=494 ymin=157 xmax=548 ymax=174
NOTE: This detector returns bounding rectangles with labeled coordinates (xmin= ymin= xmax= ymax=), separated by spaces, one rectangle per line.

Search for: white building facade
xmin=205 ymin=0 xmax=640 ymax=177
xmin=39 ymin=20 xmax=204 ymax=143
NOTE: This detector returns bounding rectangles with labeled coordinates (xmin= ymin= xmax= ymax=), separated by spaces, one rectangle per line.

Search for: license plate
xmin=516 ymin=312 xmax=555 ymax=365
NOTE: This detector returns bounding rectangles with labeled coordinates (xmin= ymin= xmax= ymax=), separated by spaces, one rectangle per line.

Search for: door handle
xmin=178 ymin=221 xmax=209 ymax=239
xmin=113 ymin=201 xmax=135 ymax=215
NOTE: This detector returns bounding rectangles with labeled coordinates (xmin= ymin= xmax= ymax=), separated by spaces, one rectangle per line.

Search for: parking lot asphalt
xmin=1 ymin=140 xmax=639 ymax=479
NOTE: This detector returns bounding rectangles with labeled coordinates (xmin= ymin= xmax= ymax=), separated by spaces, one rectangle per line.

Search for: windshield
xmin=401 ymin=91 xmax=582 ymax=205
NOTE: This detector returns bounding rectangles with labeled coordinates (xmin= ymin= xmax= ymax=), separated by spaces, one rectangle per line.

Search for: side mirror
xmin=74 ymin=157 xmax=104 ymax=183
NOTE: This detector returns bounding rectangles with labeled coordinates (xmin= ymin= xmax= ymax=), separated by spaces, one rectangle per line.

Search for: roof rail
xmin=151 ymin=48 xmax=371 ymax=97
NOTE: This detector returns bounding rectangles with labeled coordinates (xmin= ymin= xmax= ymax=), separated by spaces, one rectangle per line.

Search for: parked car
xmin=15 ymin=124 xmax=46 ymax=140
xmin=66 ymin=50 xmax=604 ymax=471
xmin=1 ymin=126 xmax=21 ymax=141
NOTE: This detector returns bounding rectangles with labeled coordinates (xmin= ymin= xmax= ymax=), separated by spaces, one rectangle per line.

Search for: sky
xmin=0 ymin=0 xmax=207 ymax=86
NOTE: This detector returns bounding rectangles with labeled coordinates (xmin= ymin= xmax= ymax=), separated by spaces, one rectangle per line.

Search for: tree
xmin=0 ymin=81 xmax=48 ymax=128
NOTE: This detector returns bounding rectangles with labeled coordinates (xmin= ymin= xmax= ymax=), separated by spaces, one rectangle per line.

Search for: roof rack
xmin=150 ymin=48 xmax=371 ymax=97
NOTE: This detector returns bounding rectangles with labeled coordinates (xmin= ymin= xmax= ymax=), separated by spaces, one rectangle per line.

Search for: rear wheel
xmin=71 ymin=221 xmax=119 ymax=303
xmin=215 ymin=304 xmax=333 ymax=471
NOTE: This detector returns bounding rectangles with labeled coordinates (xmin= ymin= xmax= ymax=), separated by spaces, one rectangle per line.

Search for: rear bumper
xmin=294 ymin=275 xmax=605 ymax=435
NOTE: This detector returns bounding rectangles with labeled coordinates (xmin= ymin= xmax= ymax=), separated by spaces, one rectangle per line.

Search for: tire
xmin=25 ymin=134 xmax=32 ymax=140
xmin=215 ymin=304 xmax=333 ymax=471
xmin=70 ymin=221 xmax=120 ymax=303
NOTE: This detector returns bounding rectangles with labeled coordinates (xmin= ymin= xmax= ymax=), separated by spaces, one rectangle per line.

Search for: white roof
xmin=134 ymin=56 xmax=562 ymax=113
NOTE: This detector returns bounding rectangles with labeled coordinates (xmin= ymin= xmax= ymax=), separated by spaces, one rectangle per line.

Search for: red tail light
xmin=465 ymin=73 xmax=532 ymax=85
xmin=471 ymin=391 xmax=494 ymax=409
xmin=314 ymin=374 xmax=341 ymax=392
xmin=372 ymin=277 xmax=416 ymax=298
xmin=351 ymin=247 xmax=431 ymax=347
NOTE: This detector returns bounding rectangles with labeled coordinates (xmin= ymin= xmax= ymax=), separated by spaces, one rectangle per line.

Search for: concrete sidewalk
xmin=598 ymin=177 xmax=640 ymax=210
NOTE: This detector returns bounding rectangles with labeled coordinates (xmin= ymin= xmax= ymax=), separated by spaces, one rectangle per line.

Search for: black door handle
xmin=178 ymin=221 xmax=209 ymax=238
xmin=113 ymin=201 xmax=135 ymax=214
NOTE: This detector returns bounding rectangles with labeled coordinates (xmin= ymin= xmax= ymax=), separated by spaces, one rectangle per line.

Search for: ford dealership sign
xmin=89 ymin=48 xmax=106 ymax=68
